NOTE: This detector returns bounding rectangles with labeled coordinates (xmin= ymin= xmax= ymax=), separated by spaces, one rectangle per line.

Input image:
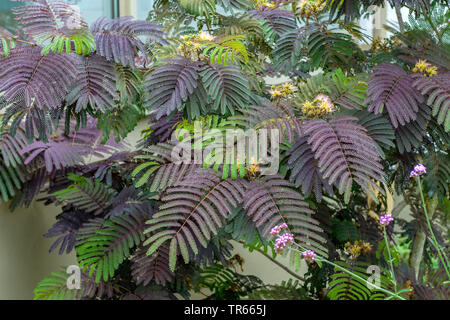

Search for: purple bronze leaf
xmin=44 ymin=208 xmax=91 ymax=254
xmin=91 ymin=16 xmax=165 ymax=68
xmin=303 ymin=116 xmax=386 ymax=203
xmin=250 ymin=8 xmax=296 ymax=35
xmin=13 ymin=0 xmax=88 ymax=42
xmin=0 ymin=45 xmax=77 ymax=109
xmin=145 ymin=58 xmax=201 ymax=119
xmin=131 ymin=243 xmax=174 ymax=286
xmin=67 ymin=54 xmax=119 ymax=112
xmin=287 ymin=135 xmax=334 ymax=202
xmin=365 ymin=63 xmax=424 ymax=128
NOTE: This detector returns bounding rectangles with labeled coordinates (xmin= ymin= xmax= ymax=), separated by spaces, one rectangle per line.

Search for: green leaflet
xmin=34 ymin=267 xmax=116 ymax=300
xmin=41 ymin=30 xmax=96 ymax=56
xmin=0 ymin=36 xmax=16 ymax=57
xmin=200 ymin=63 xmax=250 ymax=115
xmin=179 ymin=0 xmax=217 ymax=18
xmin=169 ymin=237 xmax=178 ymax=272
xmin=327 ymin=261 xmax=391 ymax=300
xmin=53 ymin=174 xmax=116 ymax=215
xmin=76 ymin=212 xmax=147 ymax=283
xmin=202 ymin=35 xmax=249 ymax=66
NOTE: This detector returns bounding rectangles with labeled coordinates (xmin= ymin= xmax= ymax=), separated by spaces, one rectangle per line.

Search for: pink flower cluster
xmin=409 ymin=163 xmax=426 ymax=178
xmin=274 ymin=232 xmax=294 ymax=253
xmin=379 ymin=214 xmax=394 ymax=226
xmin=270 ymin=223 xmax=288 ymax=236
xmin=302 ymin=249 xmax=317 ymax=263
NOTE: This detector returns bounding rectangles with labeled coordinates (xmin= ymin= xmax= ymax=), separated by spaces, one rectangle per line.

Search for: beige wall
xmin=0 ymin=202 xmax=76 ymax=299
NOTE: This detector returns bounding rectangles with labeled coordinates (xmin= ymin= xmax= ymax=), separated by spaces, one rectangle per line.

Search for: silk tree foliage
xmin=0 ymin=0 xmax=447 ymax=300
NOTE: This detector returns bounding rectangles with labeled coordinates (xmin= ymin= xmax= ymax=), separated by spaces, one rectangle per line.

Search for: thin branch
xmin=242 ymin=242 xmax=305 ymax=282
xmin=394 ymin=2 xmax=405 ymax=33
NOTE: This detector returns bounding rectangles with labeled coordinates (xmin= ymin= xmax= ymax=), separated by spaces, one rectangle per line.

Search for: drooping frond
xmin=97 ymin=104 xmax=145 ymax=143
xmin=0 ymin=45 xmax=77 ymax=109
xmin=183 ymin=81 xmax=210 ymax=120
xmin=115 ymin=64 xmax=144 ymax=105
xmin=243 ymin=174 xmax=328 ymax=257
xmin=90 ymin=16 xmax=165 ymax=67
xmin=428 ymin=116 xmax=450 ymax=150
xmin=0 ymin=129 xmax=27 ymax=168
xmin=287 ymin=135 xmax=334 ymax=202
xmin=179 ymin=0 xmax=217 ymax=18
xmin=217 ymin=14 xmax=264 ymax=40
xmin=0 ymin=97 xmax=54 ymax=142
xmin=52 ymin=174 xmax=117 ymax=215
xmin=107 ymin=186 xmax=155 ymax=218
xmin=412 ymin=72 xmax=450 ymax=132
xmin=225 ymin=100 xmax=303 ymax=143
xmin=145 ymin=57 xmax=201 ymax=119
xmin=44 ymin=209 xmax=91 ymax=254
xmin=19 ymin=118 xmax=125 ymax=173
xmin=145 ymin=60 xmax=251 ymax=120
xmin=365 ymin=63 xmax=424 ymax=128
xmin=66 ymin=54 xmax=118 ymax=113
xmin=144 ymin=169 xmax=247 ymax=271
xmin=34 ymin=267 xmax=117 ymax=300
xmin=202 ymin=34 xmax=249 ymax=65
xmin=76 ymin=211 xmax=149 ymax=282
xmin=139 ymin=112 xmax=183 ymax=147
xmin=77 ymin=151 xmax=137 ymax=188
xmin=351 ymin=110 xmax=396 ymax=157
xmin=131 ymin=243 xmax=174 ymax=286
xmin=303 ymin=116 xmax=386 ymax=203
xmin=307 ymin=24 xmax=359 ymax=71
xmin=132 ymin=142 xmax=199 ymax=191
xmin=193 ymin=232 xmax=234 ymax=267
xmin=327 ymin=69 xmax=368 ymax=110
xmin=0 ymin=161 xmax=25 ymax=204
xmin=394 ymin=103 xmax=431 ymax=154
xmin=327 ymin=261 xmax=390 ymax=300
xmin=20 ymin=141 xmax=85 ymax=173
xmin=224 ymin=206 xmax=268 ymax=246
xmin=7 ymin=166 xmax=48 ymax=209
xmin=324 ymin=0 xmax=384 ymax=21
xmin=13 ymin=0 xmax=95 ymax=55
xmin=272 ymin=27 xmax=310 ymax=74
xmin=217 ymin=0 xmax=252 ymax=11
xmin=200 ymin=63 xmax=250 ymax=115
xmin=250 ymin=8 xmax=296 ymax=40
